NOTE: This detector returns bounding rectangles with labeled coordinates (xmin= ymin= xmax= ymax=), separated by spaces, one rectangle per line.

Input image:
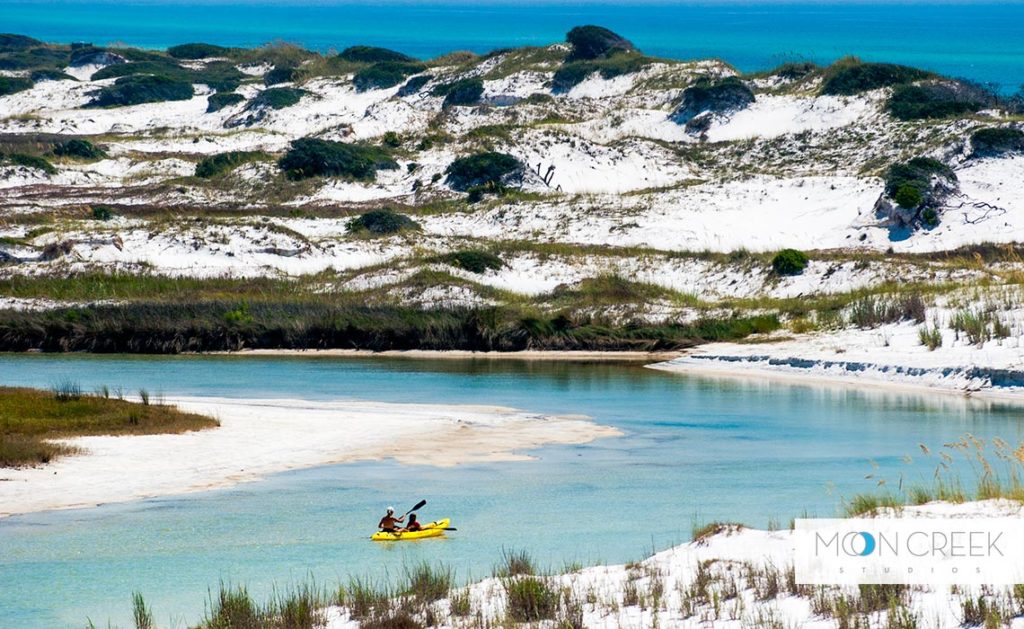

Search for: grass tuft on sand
xmin=0 ymin=385 xmax=218 ymax=467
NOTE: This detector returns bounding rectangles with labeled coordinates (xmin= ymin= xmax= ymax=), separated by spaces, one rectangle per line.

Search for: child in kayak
xmin=378 ymin=506 xmax=405 ymax=532
xmin=402 ymin=513 xmax=422 ymax=532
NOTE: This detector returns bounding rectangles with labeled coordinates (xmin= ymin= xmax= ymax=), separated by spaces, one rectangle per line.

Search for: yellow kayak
xmin=371 ymin=518 xmax=450 ymax=541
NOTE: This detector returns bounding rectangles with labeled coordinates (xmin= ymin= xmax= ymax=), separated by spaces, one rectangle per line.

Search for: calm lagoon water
xmin=1 ymin=353 xmax=1024 ymax=627
xmin=4 ymin=1 xmax=1024 ymax=92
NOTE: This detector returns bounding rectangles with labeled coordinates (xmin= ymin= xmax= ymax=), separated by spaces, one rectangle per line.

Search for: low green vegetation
xmin=0 ymin=75 xmax=33 ymax=95
xmin=397 ymin=74 xmax=432 ymax=97
xmin=565 ymin=25 xmax=636 ymax=61
xmin=3 ymin=152 xmax=57 ymax=174
xmin=248 ymin=86 xmax=306 ymax=110
xmin=29 ymin=69 xmax=76 ymax=82
xmin=347 ymin=209 xmax=421 ymax=235
xmin=884 ymin=157 xmax=955 ymax=200
xmin=279 ymin=138 xmax=397 ymax=181
xmin=770 ymin=249 xmax=808 ymax=275
xmin=673 ymin=76 xmax=755 ymax=122
xmin=888 ymin=82 xmax=988 ymax=121
xmin=353 ymin=61 xmax=427 ymax=91
xmin=263 ymin=65 xmax=298 ymax=86
xmin=435 ymin=250 xmax=504 ymax=274
xmin=85 ymin=74 xmax=194 ymax=108
xmin=0 ymin=385 xmax=217 ymax=467
xmin=166 ymin=42 xmax=230 ymax=59
xmin=206 ymin=91 xmax=244 ymax=112
xmin=52 ymin=139 xmax=106 ymax=160
xmin=894 ymin=184 xmax=923 ymax=209
xmin=445 ymin=151 xmax=523 ymax=191
xmin=432 ymin=77 xmax=484 ymax=107
xmin=971 ymin=126 xmax=1024 ymax=154
xmin=91 ymin=59 xmax=244 ymax=92
xmin=338 ymin=45 xmax=415 ymax=64
xmin=552 ymin=53 xmax=656 ymax=92
xmin=195 ymin=151 xmax=267 ymax=178
xmin=819 ymin=59 xmax=932 ymax=96
xmin=91 ymin=204 xmax=114 ymax=221
xmin=504 ymin=576 xmax=558 ymax=622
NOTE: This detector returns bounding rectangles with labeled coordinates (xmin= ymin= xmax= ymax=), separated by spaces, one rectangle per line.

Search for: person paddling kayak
xmin=400 ymin=513 xmax=422 ymax=533
xmin=378 ymin=506 xmax=405 ymax=532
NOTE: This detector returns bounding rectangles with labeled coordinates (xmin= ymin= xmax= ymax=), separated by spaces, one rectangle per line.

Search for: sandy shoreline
xmin=0 ymin=396 xmax=619 ymax=518
xmin=650 ymin=355 xmax=1024 ymax=403
xmin=204 ymin=348 xmax=683 ymax=362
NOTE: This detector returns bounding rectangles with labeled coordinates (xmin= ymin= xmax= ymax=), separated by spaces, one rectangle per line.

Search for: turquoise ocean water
xmin=1 ymin=354 xmax=1023 ymax=627
xmin=3 ymin=1 xmax=1023 ymax=92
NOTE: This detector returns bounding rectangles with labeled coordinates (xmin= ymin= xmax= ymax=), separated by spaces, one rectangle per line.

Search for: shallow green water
xmin=0 ymin=354 xmax=1022 ymax=627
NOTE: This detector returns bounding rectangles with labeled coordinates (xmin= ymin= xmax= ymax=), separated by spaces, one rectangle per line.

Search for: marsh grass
xmin=131 ymin=592 xmax=154 ymax=629
xmin=504 ymin=576 xmax=558 ymax=622
xmin=402 ymin=562 xmax=453 ymax=603
xmin=495 ymin=548 xmax=536 ymax=577
xmin=0 ymin=386 xmax=217 ymax=467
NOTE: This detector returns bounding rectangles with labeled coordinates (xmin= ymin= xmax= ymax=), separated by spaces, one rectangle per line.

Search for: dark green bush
xmin=894 ymin=184 xmax=923 ymax=209
xmin=278 ymin=138 xmax=397 ymax=181
xmin=397 ymin=74 xmax=432 ymax=97
xmin=167 ymin=43 xmax=229 ymax=59
xmin=0 ymin=34 xmax=43 ymax=53
xmin=971 ymin=127 xmax=1024 ymax=154
xmin=884 ymin=157 xmax=955 ymax=197
xmin=771 ymin=61 xmax=818 ymax=80
xmin=195 ymin=151 xmax=265 ymax=178
xmin=820 ymin=61 xmax=931 ymax=96
xmin=771 ymin=249 xmax=809 ymax=276
xmin=29 ymin=69 xmax=75 ymax=82
xmin=347 ymin=209 xmax=420 ymax=235
xmin=85 ymin=74 xmax=194 ymax=107
xmin=338 ymin=45 xmax=415 ymax=64
xmin=91 ymin=205 xmax=114 ymax=221
xmin=565 ymin=25 xmax=635 ymax=61
xmin=4 ymin=153 xmax=57 ymax=174
xmin=551 ymin=54 xmax=654 ymax=92
xmin=0 ymin=76 xmax=33 ymax=96
xmin=439 ymin=250 xmax=504 ymax=274
xmin=382 ymin=131 xmax=401 ymax=148
xmin=0 ymin=47 xmax=70 ymax=72
xmin=353 ymin=61 xmax=426 ymax=92
xmin=445 ymin=152 xmax=523 ymax=191
xmin=673 ymin=76 xmax=755 ymax=121
xmin=249 ymin=87 xmax=305 ymax=110
xmin=53 ymin=139 xmax=106 ymax=160
xmin=69 ymin=47 xmax=125 ymax=67
xmin=91 ymin=59 xmax=243 ymax=92
xmin=432 ymin=77 xmax=483 ymax=107
xmin=888 ymin=82 xmax=988 ymax=121
xmin=264 ymin=65 xmax=298 ymax=86
xmin=90 ymin=59 xmax=180 ymax=81
xmin=206 ymin=91 xmax=244 ymax=112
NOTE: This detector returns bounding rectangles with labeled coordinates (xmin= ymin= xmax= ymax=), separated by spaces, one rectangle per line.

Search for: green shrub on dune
xmin=249 ymin=87 xmax=306 ymax=110
xmin=565 ymin=25 xmax=635 ymax=61
xmin=206 ymin=91 xmax=245 ymax=113
xmin=278 ymin=138 xmax=397 ymax=181
xmin=346 ymin=209 xmax=420 ymax=235
xmin=551 ymin=53 xmax=654 ymax=92
xmin=195 ymin=151 xmax=266 ymax=178
xmin=0 ymin=75 xmax=33 ymax=96
xmin=167 ymin=42 xmax=229 ymax=59
xmin=338 ymin=45 xmax=415 ymax=64
xmin=438 ymin=250 xmax=504 ymax=274
xmin=53 ymin=139 xmax=106 ymax=160
xmin=771 ymin=249 xmax=809 ymax=276
xmin=432 ymin=77 xmax=484 ymax=107
xmin=971 ymin=127 xmax=1024 ymax=155
xmin=353 ymin=61 xmax=427 ymax=92
xmin=3 ymin=153 xmax=57 ymax=174
xmin=85 ymin=74 xmax=194 ymax=108
xmin=264 ymin=65 xmax=299 ymax=86
xmin=445 ymin=151 xmax=523 ymax=191
xmin=884 ymin=157 xmax=955 ymax=198
xmin=888 ymin=82 xmax=989 ymax=120
xmin=820 ymin=59 xmax=932 ymax=96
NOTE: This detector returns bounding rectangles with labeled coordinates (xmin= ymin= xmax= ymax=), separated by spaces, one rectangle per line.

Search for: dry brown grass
xmin=0 ymin=386 xmax=218 ymax=467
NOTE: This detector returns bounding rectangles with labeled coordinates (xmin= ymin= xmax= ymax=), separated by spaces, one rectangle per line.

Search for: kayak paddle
xmin=403 ymin=499 xmax=426 ymax=517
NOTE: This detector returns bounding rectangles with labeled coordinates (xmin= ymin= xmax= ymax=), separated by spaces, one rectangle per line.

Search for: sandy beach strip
xmin=0 ymin=396 xmax=620 ymax=518
xmin=205 ymin=348 xmax=684 ymax=362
